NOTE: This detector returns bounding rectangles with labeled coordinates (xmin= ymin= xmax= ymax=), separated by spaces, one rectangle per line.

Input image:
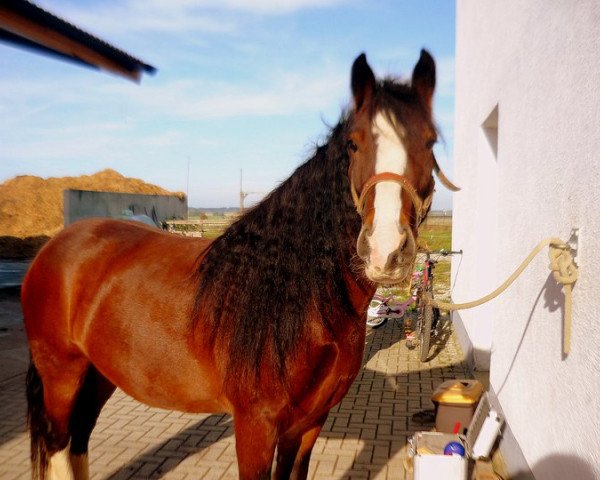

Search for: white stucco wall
xmin=453 ymin=1 xmax=600 ymax=478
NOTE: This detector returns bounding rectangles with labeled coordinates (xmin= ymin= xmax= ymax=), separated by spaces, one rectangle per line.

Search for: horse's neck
xmin=197 ymin=135 xmax=375 ymax=320
xmin=344 ymin=268 xmax=377 ymax=317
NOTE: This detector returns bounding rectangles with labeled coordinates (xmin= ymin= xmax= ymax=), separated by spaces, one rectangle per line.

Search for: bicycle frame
xmin=366 ymin=271 xmax=421 ymax=328
xmin=367 ymin=294 xmax=415 ymax=319
xmin=406 ymin=249 xmax=462 ymax=361
xmin=366 ymin=249 xmax=462 ymax=340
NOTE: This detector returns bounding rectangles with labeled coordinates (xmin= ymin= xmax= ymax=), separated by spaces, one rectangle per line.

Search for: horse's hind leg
xmin=69 ymin=366 xmax=116 ymax=479
xmin=27 ymin=356 xmax=89 ymax=480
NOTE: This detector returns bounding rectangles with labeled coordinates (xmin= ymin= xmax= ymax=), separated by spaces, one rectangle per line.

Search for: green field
xmin=185 ymin=214 xmax=453 ymax=290
xmin=418 ymin=224 xmax=453 ymax=294
xmin=418 ymin=224 xmax=452 ymax=251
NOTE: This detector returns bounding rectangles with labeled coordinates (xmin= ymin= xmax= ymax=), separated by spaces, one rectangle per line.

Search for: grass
xmin=418 ymin=224 xmax=453 ymax=295
xmin=417 ymin=224 xmax=452 ymax=252
xmin=192 ymin=218 xmax=452 ymax=246
xmin=432 ymin=262 xmax=451 ymax=296
xmin=203 ymin=230 xmax=226 ymax=240
xmin=185 ymin=216 xmax=454 ymax=291
xmin=380 ymin=224 xmax=453 ymax=298
xmin=181 ymin=215 xmax=237 ymax=239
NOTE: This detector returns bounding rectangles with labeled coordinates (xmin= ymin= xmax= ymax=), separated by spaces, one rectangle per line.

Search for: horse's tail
xmin=26 ymin=361 xmax=50 ymax=480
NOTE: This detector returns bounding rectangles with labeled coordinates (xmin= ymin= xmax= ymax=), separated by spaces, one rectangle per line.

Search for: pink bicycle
xmin=365 ymin=271 xmax=421 ymax=329
xmin=407 ymin=249 xmax=462 ymax=361
xmin=366 ymin=249 xmax=463 ymax=362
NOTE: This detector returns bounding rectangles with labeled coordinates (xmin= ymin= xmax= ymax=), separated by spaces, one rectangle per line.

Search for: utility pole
xmin=239 ymin=169 xmax=246 ymax=212
xmin=239 ymin=169 xmax=262 ymax=213
xmin=186 ymin=156 xmax=190 ymax=200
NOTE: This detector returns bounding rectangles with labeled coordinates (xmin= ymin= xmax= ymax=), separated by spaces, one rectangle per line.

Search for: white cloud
xmin=36 ymin=0 xmax=346 ymax=38
xmin=35 ymin=0 xmax=236 ymax=37
xmin=135 ymin=0 xmax=346 ymax=15
xmin=3 ymin=133 xmax=107 ymax=161
xmin=101 ymin=68 xmax=348 ymax=120
xmin=137 ymin=130 xmax=184 ymax=147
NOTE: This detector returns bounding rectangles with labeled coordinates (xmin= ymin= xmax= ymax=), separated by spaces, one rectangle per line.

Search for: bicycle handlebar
xmin=418 ymin=249 xmax=463 ymax=256
xmin=438 ymin=249 xmax=463 ymax=256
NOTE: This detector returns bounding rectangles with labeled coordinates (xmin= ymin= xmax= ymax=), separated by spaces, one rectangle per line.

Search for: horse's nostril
xmin=356 ymin=227 xmax=371 ymax=260
xmin=386 ymin=250 xmax=402 ymax=270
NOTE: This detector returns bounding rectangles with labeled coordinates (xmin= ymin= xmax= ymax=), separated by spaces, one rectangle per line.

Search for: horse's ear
xmin=351 ymin=53 xmax=376 ymax=112
xmin=412 ymin=49 xmax=436 ymax=112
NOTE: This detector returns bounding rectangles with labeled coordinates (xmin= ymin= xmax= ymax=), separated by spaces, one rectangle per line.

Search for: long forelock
xmin=377 ymin=78 xmax=438 ymax=142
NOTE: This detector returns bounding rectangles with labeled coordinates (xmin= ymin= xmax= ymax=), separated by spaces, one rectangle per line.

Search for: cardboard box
xmin=413 ymin=431 xmax=468 ymax=479
xmin=410 ymin=393 xmax=503 ymax=480
xmin=432 ymin=379 xmax=484 ymax=433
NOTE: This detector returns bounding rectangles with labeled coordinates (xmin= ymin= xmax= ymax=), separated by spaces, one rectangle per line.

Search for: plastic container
xmin=411 ymin=392 xmax=503 ymax=480
xmin=432 ymin=379 xmax=484 ymax=433
xmin=413 ymin=431 xmax=468 ymax=479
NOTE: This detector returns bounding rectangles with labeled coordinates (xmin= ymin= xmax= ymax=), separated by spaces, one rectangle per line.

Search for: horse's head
xmin=347 ymin=50 xmax=459 ymax=285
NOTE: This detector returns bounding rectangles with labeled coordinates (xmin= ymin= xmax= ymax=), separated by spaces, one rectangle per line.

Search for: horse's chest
xmin=292 ymin=322 xmax=366 ymax=413
xmin=328 ymin=331 xmax=366 ymax=399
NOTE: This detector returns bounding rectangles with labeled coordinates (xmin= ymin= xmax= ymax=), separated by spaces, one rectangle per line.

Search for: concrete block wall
xmin=64 ymin=190 xmax=187 ymax=227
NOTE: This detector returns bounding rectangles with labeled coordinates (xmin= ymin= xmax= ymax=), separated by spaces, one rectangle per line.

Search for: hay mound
xmin=0 ymin=169 xmax=182 ymax=258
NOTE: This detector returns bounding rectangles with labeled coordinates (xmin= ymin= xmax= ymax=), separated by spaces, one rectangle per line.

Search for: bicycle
xmin=405 ymin=249 xmax=462 ymax=361
xmin=366 ymin=271 xmax=421 ymax=329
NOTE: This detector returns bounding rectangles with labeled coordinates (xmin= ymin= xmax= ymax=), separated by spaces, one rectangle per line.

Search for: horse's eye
xmin=426 ymin=139 xmax=436 ymax=150
xmin=347 ymin=140 xmax=358 ymax=152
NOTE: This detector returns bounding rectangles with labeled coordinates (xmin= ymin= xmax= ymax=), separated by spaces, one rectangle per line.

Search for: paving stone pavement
xmin=0 ymin=316 xmax=469 ymax=479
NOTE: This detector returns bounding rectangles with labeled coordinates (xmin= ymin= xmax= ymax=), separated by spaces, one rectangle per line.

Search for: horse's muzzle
xmin=358 ymin=225 xmax=416 ymax=285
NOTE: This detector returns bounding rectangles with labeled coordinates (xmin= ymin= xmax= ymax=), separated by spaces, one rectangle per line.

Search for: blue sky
xmin=1 ymin=0 xmax=456 ymax=209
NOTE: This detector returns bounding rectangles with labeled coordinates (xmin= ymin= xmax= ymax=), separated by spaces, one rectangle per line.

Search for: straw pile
xmin=0 ymin=169 xmax=181 ymax=258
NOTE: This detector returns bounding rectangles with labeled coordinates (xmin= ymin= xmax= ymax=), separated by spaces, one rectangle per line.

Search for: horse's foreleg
xmin=274 ymin=436 xmax=301 ymax=479
xmin=275 ymin=414 xmax=328 ymax=480
xmin=233 ymin=412 xmax=278 ymax=479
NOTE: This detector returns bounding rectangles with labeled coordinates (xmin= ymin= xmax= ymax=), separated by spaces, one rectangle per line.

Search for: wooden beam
xmin=0 ymin=3 xmax=153 ymax=82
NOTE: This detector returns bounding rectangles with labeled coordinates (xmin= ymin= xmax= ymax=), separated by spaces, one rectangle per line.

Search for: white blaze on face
xmin=368 ymin=111 xmax=408 ymax=270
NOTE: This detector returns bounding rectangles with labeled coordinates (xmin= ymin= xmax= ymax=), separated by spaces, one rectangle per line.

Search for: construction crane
xmin=239 ymin=169 xmax=263 ymax=212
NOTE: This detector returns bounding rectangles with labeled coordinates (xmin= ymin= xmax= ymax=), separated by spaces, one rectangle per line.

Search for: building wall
xmin=64 ymin=190 xmax=187 ymax=226
xmin=453 ymin=1 xmax=600 ymax=478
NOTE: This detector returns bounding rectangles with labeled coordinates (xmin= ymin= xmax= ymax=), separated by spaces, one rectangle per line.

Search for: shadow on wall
xmin=511 ymin=454 xmax=598 ymax=480
xmin=496 ymin=274 xmax=565 ymax=397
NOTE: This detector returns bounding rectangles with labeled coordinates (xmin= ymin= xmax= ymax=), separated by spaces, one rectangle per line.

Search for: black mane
xmin=193 ymin=117 xmax=366 ymax=384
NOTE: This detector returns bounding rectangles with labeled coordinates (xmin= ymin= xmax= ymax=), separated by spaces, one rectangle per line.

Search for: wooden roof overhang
xmin=0 ymin=0 xmax=156 ymax=82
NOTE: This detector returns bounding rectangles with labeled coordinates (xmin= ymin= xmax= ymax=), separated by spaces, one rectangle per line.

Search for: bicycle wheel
xmin=419 ymin=291 xmax=434 ymax=362
xmin=366 ymin=315 xmax=388 ymax=329
xmin=432 ymin=307 xmax=442 ymax=336
xmin=366 ymin=298 xmax=388 ymax=329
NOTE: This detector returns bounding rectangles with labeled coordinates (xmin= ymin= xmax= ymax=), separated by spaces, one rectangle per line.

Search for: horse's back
xmin=22 ymin=217 xmax=208 ymax=346
xmin=23 ymin=218 xmax=209 ymax=312
xmin=22 ymin=219 xmax=226 ymax=412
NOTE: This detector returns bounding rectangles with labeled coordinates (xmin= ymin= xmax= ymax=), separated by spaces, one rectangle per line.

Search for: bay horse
xmin=22 ymin=50 xmax=458 ymax=480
